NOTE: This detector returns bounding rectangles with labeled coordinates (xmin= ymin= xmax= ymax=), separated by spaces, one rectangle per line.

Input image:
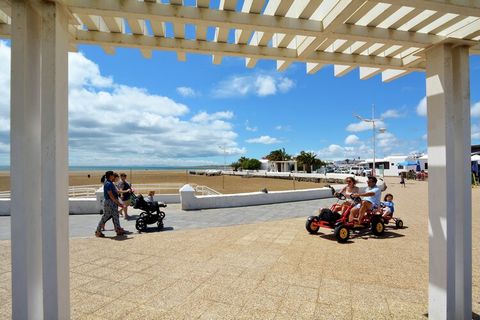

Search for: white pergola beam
xmin=66 ymin=0 xmax=446 ymax=49
xmin=381 ymin=68 xmax=411 ymax=82
xmin=102 ymin=17 xmax=124 ymax=33
xmin=374 ymin=0 xmax=480 ymax=18
xmin=306 ymin=62 xmax=325 ymax=74
xmin=75 ymin=30 xmax=423 ymax=70
xmin=213 ymin=0 xmax=239 ymax=64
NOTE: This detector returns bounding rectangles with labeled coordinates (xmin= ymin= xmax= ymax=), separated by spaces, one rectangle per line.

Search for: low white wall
xmin=179 ymin=175 xmax=386 ymax=210
xmin=0 ymin=199 xmax=10 ymax=216
xmin=0 ymin=194 xmax=181 ymax=216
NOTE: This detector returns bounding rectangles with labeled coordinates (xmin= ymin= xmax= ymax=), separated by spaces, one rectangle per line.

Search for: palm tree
xmin=265 ymin=148 xmax=291 ymax=161
xmin=295 ymin=151 xmax=317 ymax=173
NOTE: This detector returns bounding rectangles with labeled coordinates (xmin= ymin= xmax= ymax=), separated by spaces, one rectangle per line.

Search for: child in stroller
xmin=131 ymin=193 xmax=166 ymax=232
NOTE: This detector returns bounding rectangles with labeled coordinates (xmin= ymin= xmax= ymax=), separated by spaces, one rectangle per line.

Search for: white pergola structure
xmin=0 ymin=0 xmax=477 ymax=318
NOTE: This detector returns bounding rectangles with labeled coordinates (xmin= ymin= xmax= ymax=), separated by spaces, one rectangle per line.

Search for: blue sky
xmin=0 ymin=40 xmax=479 ymax=166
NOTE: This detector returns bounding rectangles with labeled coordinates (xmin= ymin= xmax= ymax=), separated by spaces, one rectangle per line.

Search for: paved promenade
xmin=0 ymin=178 xmax=478 ymax=319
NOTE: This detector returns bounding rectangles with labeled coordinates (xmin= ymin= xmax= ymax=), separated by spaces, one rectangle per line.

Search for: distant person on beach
xmin=95 ymin=171 xmax=126 ymax=237
xmin=118 ymin=173 xmax=132 ymax=220
xmin=400 ymin=172 xmax=406 ymax=187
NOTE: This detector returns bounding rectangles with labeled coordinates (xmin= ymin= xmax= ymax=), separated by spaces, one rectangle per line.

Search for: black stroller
xmin=131 ymin=194 xmax=166 ymax=232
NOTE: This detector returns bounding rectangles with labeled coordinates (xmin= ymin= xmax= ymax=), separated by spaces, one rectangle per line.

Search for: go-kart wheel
xmin=334 ymin=225 xmax=350 ymax=243
xmin=135 ymin=218 xmax=147 ymax=232
xmin=305 ymin=216 xmax=320 ymax=234
xmin=395 ymin=219 xmax=404 ymax=229
xmin=371 ymin=216 xmax=385 ymax=236
xmin=157 ymin=221 xmax=164 ymax=230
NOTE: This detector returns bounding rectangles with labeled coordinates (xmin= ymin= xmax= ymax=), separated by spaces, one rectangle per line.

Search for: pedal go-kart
xmin=305 ymin=186 xmax=402 ymax=243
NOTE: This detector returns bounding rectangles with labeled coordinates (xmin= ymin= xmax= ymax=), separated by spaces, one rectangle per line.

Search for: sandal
xmin=95 ymin=230 xmax=105 ymax=238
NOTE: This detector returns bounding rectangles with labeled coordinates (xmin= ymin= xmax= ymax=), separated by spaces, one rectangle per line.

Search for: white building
xmin=359 ymin=155 xmax=428 ymax=177
xmin=260 ymin=159 xmax=298 ymax=172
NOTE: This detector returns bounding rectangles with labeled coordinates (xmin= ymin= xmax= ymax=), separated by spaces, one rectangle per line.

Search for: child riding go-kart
xmin=305 ymin=186 xmax=402 ymax=243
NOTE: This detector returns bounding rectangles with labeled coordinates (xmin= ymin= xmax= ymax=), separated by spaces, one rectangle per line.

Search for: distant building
xmin=260 ymin=159 xmax=298 ymax=172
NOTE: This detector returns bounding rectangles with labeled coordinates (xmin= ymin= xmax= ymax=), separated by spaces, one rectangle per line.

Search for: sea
xmin=0 ymin=165 xmax=224 ymax=172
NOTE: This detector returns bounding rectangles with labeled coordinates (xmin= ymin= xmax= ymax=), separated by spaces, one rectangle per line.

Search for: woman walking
xmin=95 ymin=171 xmax=126 ymax=237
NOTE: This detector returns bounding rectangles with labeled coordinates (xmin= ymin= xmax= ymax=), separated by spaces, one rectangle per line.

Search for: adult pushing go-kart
xmin=306 ymin=176 xmax=396 ymax=243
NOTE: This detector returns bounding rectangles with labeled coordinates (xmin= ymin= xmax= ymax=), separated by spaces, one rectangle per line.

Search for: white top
xmin=363 ymin=186 xmax=381 ymax=207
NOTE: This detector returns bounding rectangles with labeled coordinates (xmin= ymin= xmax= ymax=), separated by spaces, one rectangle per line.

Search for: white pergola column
xmin=426 ymin=43 xmax=472 ymax=320
xmin=10 ymin=1 xmax=70 ymax=319
xmin=40 ymin=2 xmax=70 ymax=319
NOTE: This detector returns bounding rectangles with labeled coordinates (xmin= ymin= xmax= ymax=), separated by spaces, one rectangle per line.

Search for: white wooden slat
xmin=388 ymin=8 xmax=423 ymax=30
xmin=247 ymin=0 xmax=294 ymax=67
xmin=235 ymin=0 xmax=264 ymax=44
xmin=196 ymin=0 xmax=209 ymax=40
xmin=102 ymin=17 xmax=124 ymax=33
xmin=408 ymin=12 xmax=444 ymax=32
xmin=367 ymin=5 xmax=401 ymax=27
xmin=306 ymin=62 xmax=325 ymax=74
xmin=334 ymin=64 xmax=356 ymax=77
xmin=428 ymin=15 xmax=466 ymax=34
xmin=140 ymin=48 xmax=152 ymax=58
xmin=381 ymin=69 xmax=412 ymax=82
xmin=346 ymin=2 xmax=377 ymax=24
xmin=212 ymin=0 xmax=238 ymax=64
xmin=127 ymin=18 xmax=147 ymax=35
xmin=359 ymin=67 xmax=382 ymax=79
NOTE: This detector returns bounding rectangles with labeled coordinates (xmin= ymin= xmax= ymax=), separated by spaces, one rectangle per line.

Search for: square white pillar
xmin=426 ymin=43 xmax=472 ymax=320
xmin=10 ymin=1 xmax=70 ymax=319
xmin=10 ymin=1 xmax=43 ymax=318
xmin=40 ymin=2 xmax=70 ymax=319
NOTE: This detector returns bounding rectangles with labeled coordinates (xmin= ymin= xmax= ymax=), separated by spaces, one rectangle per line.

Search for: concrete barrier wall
xmin=179 ymin=181 xmax=382 ymax=210
xmin=0 ymin=194 xmax=181 ymax=216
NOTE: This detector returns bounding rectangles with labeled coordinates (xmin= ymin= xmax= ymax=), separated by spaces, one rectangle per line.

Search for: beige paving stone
xmin=276 ymin=298 xmax=316 ymax=319
xmin=236 ymin=308 xmax=277 ymax=320
xmin=198 ymin=301 xmax=243 ymax=320
xmin=284 ymin=284 xmax=318 ymax=302
xmin=243 ymin=292 xmax=284 ymax=312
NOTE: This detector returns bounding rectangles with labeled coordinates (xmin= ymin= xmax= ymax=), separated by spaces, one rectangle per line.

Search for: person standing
xmin=95 ymin=171 xmax=126 ymax=237
xmin=118 ymin=173 xmax=132 ymax=220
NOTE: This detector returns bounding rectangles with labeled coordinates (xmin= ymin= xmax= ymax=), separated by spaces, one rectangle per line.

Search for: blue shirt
xmin=381 ymin=201 xmax=395 ymax=214
xmin=103 ymin=180 xmax=118 ymax=200
xmin=363 ymin=186 xmax=381 ymax=207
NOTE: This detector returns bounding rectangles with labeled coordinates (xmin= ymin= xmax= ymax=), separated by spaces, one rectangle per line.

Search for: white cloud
xmin=472 ymin=102 xmax=480 ymax=118
xmin=246 ymin=135 xmax=280 ymax=144
xmin=213 ymin=73 xmax=295 ymax=98
xmin=191 ymin=111 xmax=233 ymax=123
xmin=275 ymin=125 xmax=291 ymax=131
xmin=346 ymin=120 xmax=386 ymax=132
xmin=245 ymin=120 xmax=258 ymax=132
xmin=422 ymin=133 xmax=428 ymax=140
xmin=0 ymin=42 xmax=245 ymax=165
xmin=317 ymin=144 xmax=372 ymax=160
xmin=176 ymin=86 xmax=198 ymax=97
xmin=381 ymin=109 xmax=404 ymax=118
xmin=416 ymin=97 xmax=427 ymax=117
xmin=255 ymin=75 xmax=277 ymax=96
xmin=345 ymin=134 xmax=360 ymax=145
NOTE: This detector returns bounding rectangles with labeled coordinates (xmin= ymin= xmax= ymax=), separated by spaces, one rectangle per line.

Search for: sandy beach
xmin=0 ymin=170 xmax=327 ymax=194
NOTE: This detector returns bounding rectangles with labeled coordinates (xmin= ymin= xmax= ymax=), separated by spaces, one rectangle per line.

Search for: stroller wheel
xmin=159 ymin=211 xmax=166 ymax=219
xmin=135 ymin=218 xmax=147 ymax=232
xmin=157 ymin=221 xmax=164 ymax=230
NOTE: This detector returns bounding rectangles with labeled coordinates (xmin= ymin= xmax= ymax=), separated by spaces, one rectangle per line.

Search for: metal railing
xmin=193 ymin=185 xmax=221 ymax=195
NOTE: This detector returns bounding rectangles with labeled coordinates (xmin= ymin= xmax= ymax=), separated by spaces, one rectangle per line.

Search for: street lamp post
xmin=219 ymin=145 xmax=227 ymax=189
xmin=355 ymin=104 xmax=383 ymax=176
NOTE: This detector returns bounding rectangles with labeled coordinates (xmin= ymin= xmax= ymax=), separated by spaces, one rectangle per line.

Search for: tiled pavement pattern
xmin=0 ymin=197 xmax=336 ymax=240
xmin=0 ymin=178 xmax=478 ymax=319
